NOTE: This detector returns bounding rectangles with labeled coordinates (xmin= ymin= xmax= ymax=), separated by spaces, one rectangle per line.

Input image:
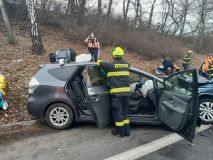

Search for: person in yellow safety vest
xmin=0 ymin=74 xmax=9 ymax=110
xmin=97 ymin=47 xmax=131 ymax=137
xmin=182 ymin=50 xmax=193 ymax=70
xmin=84 ymin=32 xmax=100 ymax=62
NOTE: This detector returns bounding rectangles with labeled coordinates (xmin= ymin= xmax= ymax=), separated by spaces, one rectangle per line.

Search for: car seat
xmin=71 ymin=75 xmax=87 ymax=106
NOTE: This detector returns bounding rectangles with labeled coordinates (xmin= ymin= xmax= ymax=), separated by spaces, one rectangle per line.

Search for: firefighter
xmin=182 ymin=50 xmax=193 ymax=70
xmin=97 ymin=47 xmax=130 ymax=137
xmin=84 ymin=32 xmax=100 ymax=62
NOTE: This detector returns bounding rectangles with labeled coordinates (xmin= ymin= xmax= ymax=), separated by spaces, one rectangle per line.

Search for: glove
xmin=97 ymin=60 xmax=102 ymax=66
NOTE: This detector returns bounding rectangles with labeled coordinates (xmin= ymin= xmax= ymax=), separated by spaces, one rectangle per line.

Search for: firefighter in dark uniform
xmin=97 ymin=47 xmax=130 ymax=137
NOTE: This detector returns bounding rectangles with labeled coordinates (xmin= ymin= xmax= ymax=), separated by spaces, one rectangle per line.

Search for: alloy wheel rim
xmin=49 ymin=107 xmax=69 ymax=127
xmin=199 ymin=102 xmax=213 ymax=122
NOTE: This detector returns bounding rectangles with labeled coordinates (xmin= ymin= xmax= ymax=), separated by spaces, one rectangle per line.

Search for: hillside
xmin=0 ymin=24 xmax=205 ymax=125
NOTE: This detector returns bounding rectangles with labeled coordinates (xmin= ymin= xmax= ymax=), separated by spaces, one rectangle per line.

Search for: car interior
xmin=68 ymin=65 xmax=159 ymax=116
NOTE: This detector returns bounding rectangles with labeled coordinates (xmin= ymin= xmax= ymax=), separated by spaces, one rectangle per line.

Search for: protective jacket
xmin=182 ymin=52 xmax=191 ymax=65
xmin=0 ymin=75 xmax=9 ymax=97
xmin=99 ymin=59 xmax=130 ymax=96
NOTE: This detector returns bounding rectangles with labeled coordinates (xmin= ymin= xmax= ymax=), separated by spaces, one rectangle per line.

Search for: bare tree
xmin=26 ymin=0 xmax=44 ymax=54
xmin=134 ymin=0 xmax=141 ymax=28
xmin=147 ymin=0 xmax=157 ymax=29
xmin=0 ymin=0 xmax=15 ymax=44
xmin=107 ymin=0 xmax=113 ymax=15
xmin=77 ymin=0 xmax=86 ymax=25
xmin=123 ymin=0 xmax=131 ymax=24
xmin=66 ymin=0 xmax=75 ymax=15
xmin=160 ymin=0 xmax=171 ymax=33
xmin=179 ymin=0 xmax=190 ymax=36
xmin=98 ymin=0 xmax=102 ymax=15
xmin=197 ymin=0 xmax=208 ymax=53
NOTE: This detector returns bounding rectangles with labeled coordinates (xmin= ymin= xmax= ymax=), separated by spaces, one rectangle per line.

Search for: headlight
xmin=28 ymin=77 xmax=39 ymax=94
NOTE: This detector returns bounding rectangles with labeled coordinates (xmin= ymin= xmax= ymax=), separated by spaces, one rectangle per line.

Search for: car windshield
xmin=165 ymin=72 xmax=193 ymax=96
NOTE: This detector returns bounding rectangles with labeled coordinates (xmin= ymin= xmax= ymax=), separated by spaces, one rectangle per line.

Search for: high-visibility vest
xmin=182 ymin=53 xmax=191 ymax=65
xmin=85 ymin=38 xmax=100 ymax=48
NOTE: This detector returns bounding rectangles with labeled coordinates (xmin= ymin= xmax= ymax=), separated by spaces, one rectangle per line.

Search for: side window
xmin=164 ymin=71 xmax=193 ymax=96
xmin=129 ymin=71 xmax=141 ymax=83
xmin=87 ymin=66 xmax=107 ymax=86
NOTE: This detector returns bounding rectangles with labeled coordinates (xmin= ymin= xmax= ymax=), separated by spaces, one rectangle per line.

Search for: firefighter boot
xmin=111 ymin=126 xmax=125 ymax=137
xmin=125 ymin=124 xmax=130 ymax=136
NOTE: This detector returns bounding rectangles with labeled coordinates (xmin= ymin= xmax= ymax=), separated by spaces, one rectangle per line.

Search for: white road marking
xmin=105 ymin=125 xmax=212 ymax=160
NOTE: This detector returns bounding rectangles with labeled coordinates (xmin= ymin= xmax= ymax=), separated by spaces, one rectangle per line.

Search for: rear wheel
xmin=45 ymin=103 xmax=74 ymax=129
xmin=199 ymin=98 xmax=213 ymax=124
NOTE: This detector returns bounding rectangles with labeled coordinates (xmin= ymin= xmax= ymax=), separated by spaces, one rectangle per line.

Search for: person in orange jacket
xmin=199 ymin=56 xmax=212 ymax=79
xmin=84 ymin=32 xmax=100 ymax=62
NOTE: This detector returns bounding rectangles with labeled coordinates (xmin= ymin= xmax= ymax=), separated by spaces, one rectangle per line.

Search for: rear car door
xmin=158 ymin=69 xmax=199 ymax=143
xmin=87 ymin=65 xmax=110 ymax=128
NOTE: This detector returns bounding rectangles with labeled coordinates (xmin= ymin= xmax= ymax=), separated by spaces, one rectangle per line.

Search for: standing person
xmin=97 ymin=47 xmax=131 ymax=137
xmin=203 ymin=56 xmax=213 ymax=79
xmin=182 ymin=50 xmax=193 ymax=70
xmin=84 ymin=32 xmax=100 ymax=62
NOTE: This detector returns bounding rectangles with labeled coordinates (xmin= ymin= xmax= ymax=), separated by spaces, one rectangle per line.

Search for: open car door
xmin=87 ymin=65 xmax=110 ymax=128
xmin=158 ymin=69 xmax=199 ymax=143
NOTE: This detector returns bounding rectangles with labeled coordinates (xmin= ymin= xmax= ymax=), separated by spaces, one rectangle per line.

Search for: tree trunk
xmin=147 ymin=0 xmax=157 ymax=29
xmin=134 ymin=0 xmax=140 ymax=28
xmin=160 ymin=0 xmax=170 ymax=34
xmin=123 ymin=0 xmax=131 ymax=24
xmin=0 ymin=0 xmax=15 ymax=44
xmin=107 ymin=0 xmax=113 ymax=15
xmin=98 ymin=0 xmax=102 ymax=15
xmin=198 ymin=0 xmax=207 ymax=53
xmin=26 ymin=0 xmax=44 ymax=54
xmin=66 ymin=0 xmax=75 ymax=16
xmin=77 ymin=0 xmax=86 ymax=25
xmin=179 ymin=0 xmax=189 ymax=36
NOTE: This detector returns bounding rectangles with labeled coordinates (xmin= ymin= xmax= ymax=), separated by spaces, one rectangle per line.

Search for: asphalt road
xmin=139 ymin=127 xmax=213 ymax=160
xmin=0 ymin=123 xmax=170 ymax=160
xmin=0 ymin=123 xmax=212 ymax=160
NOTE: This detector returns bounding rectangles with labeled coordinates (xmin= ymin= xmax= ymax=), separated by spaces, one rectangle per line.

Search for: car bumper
xmin=27 ymin=95 xmax=45 ymax=119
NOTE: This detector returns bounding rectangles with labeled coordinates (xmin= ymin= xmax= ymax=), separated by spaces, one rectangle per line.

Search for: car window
xmin=87 ymin=66 xmax=107 ymax=86
xmin=164 ymin=72 xmax=193 ymax=96
xmin=48 ymin=66 xmax=77 ymax=81
xmin=129 ymin=71 xmax=141 ymax=83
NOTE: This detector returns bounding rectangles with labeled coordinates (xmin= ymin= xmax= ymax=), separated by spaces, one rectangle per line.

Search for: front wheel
xmin=199 ymin=98 xmax=213 ymax=124
xmin=45 ymin=103 xmax=74 ymax=129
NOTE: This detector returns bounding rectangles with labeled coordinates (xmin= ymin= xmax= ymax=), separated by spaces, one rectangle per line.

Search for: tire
xmin=45 ymin=103 xmax=74 ymax=130
xmin=199 ymin=98 xmax=213 ymax=124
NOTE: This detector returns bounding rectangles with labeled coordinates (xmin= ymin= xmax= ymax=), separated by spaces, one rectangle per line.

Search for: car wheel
xmin=199 ymin=98 xmax=213 ymax=124
xmin=45 ymin=103 xmax=74 ymax=129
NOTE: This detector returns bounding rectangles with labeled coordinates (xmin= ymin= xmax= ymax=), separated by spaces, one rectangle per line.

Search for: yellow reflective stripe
xmin=123 ymin=119 xmax=130 ymax=124
xmin=115 ymin=121 xmax=124 ymax=127
xmin=182 ymin=61 xmax=190 ymax=64
xmin=110 ymin=87 xmax=130 ymax=94
xmin=107 ymin=71 xmax=129 ymax=77
xmin=114 ymin=64 xmax=129 ymax=68
xmin=184 ymin=57 xmax=191 ymax=60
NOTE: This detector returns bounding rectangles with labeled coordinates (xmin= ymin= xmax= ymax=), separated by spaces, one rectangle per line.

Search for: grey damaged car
xmin=27 ymin=62 xmax=200 ymax=143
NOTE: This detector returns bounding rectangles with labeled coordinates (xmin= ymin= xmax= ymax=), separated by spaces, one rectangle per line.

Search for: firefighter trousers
xmin=111 ymin=96 xmax=130 ymax=136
